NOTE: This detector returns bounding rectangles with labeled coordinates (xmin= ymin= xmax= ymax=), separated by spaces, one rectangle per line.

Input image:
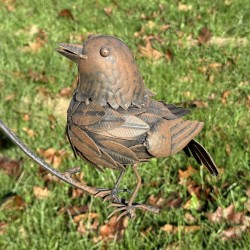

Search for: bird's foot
xmin=94 ymin=187 xmax=131 ymax=202
xmin=107 ymin=200 xmax=160 ymax=221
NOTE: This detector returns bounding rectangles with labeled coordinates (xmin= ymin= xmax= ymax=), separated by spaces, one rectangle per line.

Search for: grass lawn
xmin=0 ymin=0 xmax=250 ymax=249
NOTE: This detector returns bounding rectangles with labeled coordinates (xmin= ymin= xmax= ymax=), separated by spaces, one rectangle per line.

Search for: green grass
xmin=0 ymin=0 xmax=250 ymax=249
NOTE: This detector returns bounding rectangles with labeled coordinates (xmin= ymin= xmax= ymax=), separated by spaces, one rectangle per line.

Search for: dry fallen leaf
xmin=58 ymin=205 xmax=89 ymax=217
xmin=0 ymin=222 xmax=8 ymax=235
xmin=99 ymin=216 xmax=128 ymax=241
xmin=178 ymin=165 xmax=197 ymax=185
xmin=59 ymin=87 xmax=72 ymax=98
xmin=33 ymin=186 xmax=51 ymax=199
xmin=178 ymin=4 xmax=193 ymax=11
xmin=184 ymin=212 xmax=197 ymax=224
xmin=220 ymin=225 xmax=247 ymax=241
xmin=165 ymin=49 xmax=174 ymax=61
xmin=71 ymin=188 xmax=85 ymax=199
xmin=225 ymin=144 xmax=231 ymax=156
xmin=28 ymin=69 xmax=49 ymax=83
xmin=206 ymin=204 xmax=250 ymax=226
xmin=77 ymin=220 xmax=86 ymax=235
xmin=0 ymin=195 xmax=26 ymax=211
xmin=161 ymin=224 xmax=200 ymax=233
xmin=58 ymin=9 xmax=74 ymax=19
xmin=134 ymin=27 xmax=145 ymax=38
xmin=138 ymin=38 xmax=163 ymax=60
xmin=4 ymin=94 xmax=15 ymax=101
xmin=148 ymin=192 xmax=182 ymax=209
xmin=22 ymin=29 xmax=47 ymax=53
xmin=22 ymin=127 xmax=35 ymax=137
xmin=221 ymin=90 xmax=231 ymax=104
xmin=74 ymin=212 xmax=98 ymax=223
xmin=0 ymin=157 xmax=22 ymax=178
xmin=37 ymin=148 xmax=67 ymax=168
xmin=198 ymin=27 xmax=212 ymax=45
xmin=187 ymin=180 xmax=211 ymax=199
xmin=104 ymin=7 xmax=112 ymax=16
xmin=22 ymin=114 xmax=30 ymax=121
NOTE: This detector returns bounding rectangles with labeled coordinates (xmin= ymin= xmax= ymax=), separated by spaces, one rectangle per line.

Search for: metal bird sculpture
xmin=55 ymin=35 xmax=218 ymax=220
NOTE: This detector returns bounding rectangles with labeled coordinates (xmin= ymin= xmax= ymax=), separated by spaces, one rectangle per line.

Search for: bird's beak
xmin=55 ymin=43 xmax=87 ymax=63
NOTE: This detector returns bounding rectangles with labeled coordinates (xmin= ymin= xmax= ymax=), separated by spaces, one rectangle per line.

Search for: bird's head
xmin=56 ymin=35 xmax=150 ymax=109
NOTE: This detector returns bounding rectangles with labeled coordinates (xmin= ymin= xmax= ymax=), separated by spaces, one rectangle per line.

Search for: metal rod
xmin=0 ymin=119 xmax=98 ymax=195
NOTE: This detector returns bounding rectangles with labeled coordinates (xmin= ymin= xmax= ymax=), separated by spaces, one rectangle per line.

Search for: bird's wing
xmin=146 ymin=99 xmax=190 ymax=119
xmin=84 ymin=106 xmax=150 ymax=139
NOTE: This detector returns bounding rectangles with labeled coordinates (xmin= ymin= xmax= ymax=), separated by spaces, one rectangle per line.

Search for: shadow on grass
xmin=0 ymin=130 xmax=15 ymax=150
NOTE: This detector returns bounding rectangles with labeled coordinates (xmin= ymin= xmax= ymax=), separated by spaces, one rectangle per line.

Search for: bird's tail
xmin=184 ymin=139 xmax=218 ymax=176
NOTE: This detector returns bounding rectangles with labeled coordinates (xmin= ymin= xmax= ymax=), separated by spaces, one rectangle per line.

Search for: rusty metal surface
xmin=56 ymin=35 xmax=219 ymax=219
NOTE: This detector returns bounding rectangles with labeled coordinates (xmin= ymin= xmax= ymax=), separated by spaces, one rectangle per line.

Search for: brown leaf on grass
xmin=165 ymin=242 xmax=182 ymax=250
xmin=210 ymin=37 xmax=248 ymax=47
xmin=37 ymin=148 xmax=67 ymax=168
xmin=58 ymin=205 xmax=89 ymax=217
xmin=134 ymin=27 xmax=145 ymax=38
xmin=245 ymin=188 xmax=250 ymax=212
xmin=4 ymin=94 xmax=16 ymax=101
xmin=42 ymin=173 xmax=60 ymax=184
xmin=184 ymin=212 xmax=197 ymax=224
xmin=160 ymin=24 xmax=171 ymax=31
xmin=22 ymin=114 xmax=30 ymax=121
xmin=206 ymin=204 xmax=250 ymax=226
xmin=77 ymin=220 xmax=86 ymax=235
xmin=58 ymin=9 xmax=74 ymax=20
xmin=161 ymin=224 xmax=200 ymax=233
xmin=76 ymin=214 xmax=99 ymax=235
xmin=165 ymin=49 xmax=174 ymax=61
xmin=179 ymin=166 xmax=197 ymax=179
xmin=179 ymin=165 xmax=197 ymax=185
xmin=2 ymin=0 xmax=15 ymax=12
xmin=59 ymin=87 xmax=72 ymax=98
xmin=225 ymin=144 xmax=231 ymax=156
xmin=28 ymin=69 xmax=49 ymax=83
xmin=187 ymin=180 xmax=211 ymax=199
xmin=148 ymin=192 xmax=182 ymax=208
xmin=138 ymin=38 xmax=163 ymax=60
xmin=99 ymin=216 xmax=128 ymax=241
xmin=221 ymin=90 xmax=231 ymax=104
xmin=0 ymin=222 xmax=8 ymax=235
xmin=36 ymin=86 xmax=53 ymax=97
xmin=198 ymin=27 xmax=212 ymax=44
xmin=104 ymin=7 xmax=112 ymax=16
xmin=1 ymin=195 xmax=26 ymax=211
xmin=33 ymin=186 xmax=51 ymax=199
xmin=0 ymin=157 xmax=22 ymax=178
xmin=22 ymin=127 xmax=35 ymax=137
xmin=187 ymin=100 xmax=208 ymax=108
xmin=208 ymin=62 xmax=222 ymax=70
xmin=74 ymin=212 xmax=98 ymax=223
xmin=220 ymin=225 xmax=247 ymax=241
xmin=22 ymin=29 xmax=47 ymax=53
xmin=71 ymin=188 xmax=85 ymax=199
xmin=178 ymin=4 xmax=193 ymax=11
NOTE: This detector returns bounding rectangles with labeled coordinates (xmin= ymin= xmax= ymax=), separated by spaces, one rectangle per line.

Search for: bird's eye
xmin=100 ymin=47 xmax=110 ymax=57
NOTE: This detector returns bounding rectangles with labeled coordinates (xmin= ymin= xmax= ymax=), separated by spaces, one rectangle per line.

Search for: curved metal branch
xmin=0 ymin=119 xmax=98 ymax=195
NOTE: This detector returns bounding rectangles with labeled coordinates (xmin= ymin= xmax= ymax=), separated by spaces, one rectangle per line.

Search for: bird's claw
xmin=108 ymin=202 xmax=136 ymax=221
xmin=94 ymin=187 xmax=131 ymax=202
xmin=107 ymin=200 xmax=160 ymax=221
